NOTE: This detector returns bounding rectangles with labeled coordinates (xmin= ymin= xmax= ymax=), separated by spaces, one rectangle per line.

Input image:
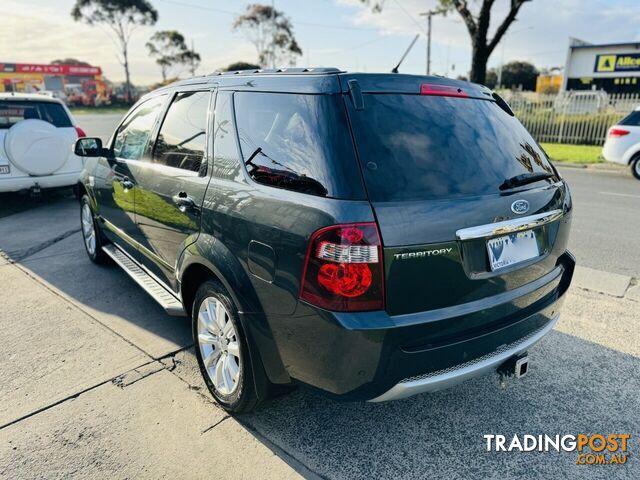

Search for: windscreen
xmin=0 ymin=101 xmax=72 ymax=129
xmin=346 ymin=94 xmax=556 ymax=201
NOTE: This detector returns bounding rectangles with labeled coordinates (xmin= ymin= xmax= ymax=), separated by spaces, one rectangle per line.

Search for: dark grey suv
xmin=75 ymin=68 xmax=575 ymax=412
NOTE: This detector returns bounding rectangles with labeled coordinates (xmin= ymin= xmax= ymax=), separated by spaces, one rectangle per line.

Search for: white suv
xmin=0 ymin=93 xmax=86 ymax=193
xmin=602 ymin=107 xmax=640 ymax=180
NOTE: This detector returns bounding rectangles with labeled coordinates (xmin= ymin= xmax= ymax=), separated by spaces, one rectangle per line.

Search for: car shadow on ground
xmin=167 ymin=331 xmax=638 ymax=480
xmin=0 ymin=197 xmax=192 ymax=359
xmin=0 ymin=188 xmax=75 ymax=219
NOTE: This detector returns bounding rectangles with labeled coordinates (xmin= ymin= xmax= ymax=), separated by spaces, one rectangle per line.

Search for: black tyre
xmin=80 ymin=194 xmax=109 ymax=264
xmin=631 ymin=156 xmax=640 ymax=180
xmin=193 ymin=280 xmax=264 ymax=413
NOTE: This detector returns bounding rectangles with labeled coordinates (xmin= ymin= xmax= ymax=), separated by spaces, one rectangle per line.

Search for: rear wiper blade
xmin=500 ymin=172 xmax=554 ymax=190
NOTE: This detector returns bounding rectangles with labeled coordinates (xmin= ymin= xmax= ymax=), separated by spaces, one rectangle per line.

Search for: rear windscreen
xmin=619 ymin=110 xmax=640 ymax=126
xmin=234 ymin=92 xmax=365 ymax=200
xmin=0 ymin=101 xmax=72 ymax=129
xmin=346 ymin=94 xmax=556 ymax=201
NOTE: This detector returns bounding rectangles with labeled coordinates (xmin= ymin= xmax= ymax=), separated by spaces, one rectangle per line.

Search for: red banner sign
xmin=0 ymin=63 xmax=102 ymax=76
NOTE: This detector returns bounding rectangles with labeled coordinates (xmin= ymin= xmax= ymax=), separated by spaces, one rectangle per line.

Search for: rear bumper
xmin=275 ymin=251 xmax=575 ymax=401
xmin=0 ymin=171 xmax=80 ymax=192
xmin=602 ymin=140 xmax=632 ymax=165
xmin=370 ymin=313 xmax=559 ymax=402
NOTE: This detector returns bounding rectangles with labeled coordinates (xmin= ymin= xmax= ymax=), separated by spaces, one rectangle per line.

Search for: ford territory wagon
xmin=74 ymin=68 xmax=575 ymax=412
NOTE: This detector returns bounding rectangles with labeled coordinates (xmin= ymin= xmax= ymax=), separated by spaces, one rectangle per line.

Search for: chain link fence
xmin=501 ymin=91 xmax=640 ymax=145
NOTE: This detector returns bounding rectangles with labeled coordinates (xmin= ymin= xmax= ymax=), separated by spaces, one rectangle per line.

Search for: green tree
xmin=485 ymin=69 xmax=498 ymax=89
xmin=497 ymin=60 xmax=538 ymax=90
xmin=233 ymin=4 xmax=302 ymax=68
xmin=51 ymin=58 xmax=91 ymax=66
xmin=360 ymin=0 xmax=532 ymax=84
xmin=146 ymin=30 xmax=201 ymax=81
xmin=225 ymin=62 xmax=261 ymax=71
xmin=71 ymin=0 xmax=158 ymax=103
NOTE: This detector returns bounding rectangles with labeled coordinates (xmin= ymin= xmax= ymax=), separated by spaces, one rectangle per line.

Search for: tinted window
xmin=113 ymin=96 xmax=165 ymax=161
xmin=619 ymin=110 xmax=640 ymax=126
xmin=212 ymin=92 xmax=243 ymax=181
xmin=234 ymin=92 xmax=364 ymax=199
xmin=347 ymin=95 xmax=556 ymax=201
xmin=153 ymin=91 xmax=209 ymax=172
xmin=0 ymin=101 xmax=71 ymax=129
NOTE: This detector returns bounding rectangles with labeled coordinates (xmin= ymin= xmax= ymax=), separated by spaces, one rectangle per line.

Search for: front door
xmin=133 ymin=89 xmax=214 ymax=289
xmin=95 ymin=95 xmax=166 ymax=258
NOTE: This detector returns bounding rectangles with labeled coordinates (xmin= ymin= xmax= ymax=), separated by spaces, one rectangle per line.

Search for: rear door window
xmin=152 ymin=90 xmax=210 ymax=172
xmin=619 ymin=110 xmax=640 ymax=126
xmin=234 ymin=92 xmax=365 ymax=199
xmin=113 ymin=95 xmax=165 ymax=161
xmin=0 ymin=101 xmax=72 ymax=128
xmin=346 ymin=94 xmax=556 ymax=201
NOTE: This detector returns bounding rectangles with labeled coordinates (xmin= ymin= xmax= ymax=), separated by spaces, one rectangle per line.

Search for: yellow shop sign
xmin=595 ymin=53 xmax=640 ymax=72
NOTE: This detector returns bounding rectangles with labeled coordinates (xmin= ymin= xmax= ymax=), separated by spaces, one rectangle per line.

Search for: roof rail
xmin=209 ymin=67 xmax=344 ymax=76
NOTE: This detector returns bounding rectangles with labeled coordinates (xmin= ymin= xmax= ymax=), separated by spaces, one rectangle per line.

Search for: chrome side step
xmin=102 ymin=245 xmax=186 ymax=316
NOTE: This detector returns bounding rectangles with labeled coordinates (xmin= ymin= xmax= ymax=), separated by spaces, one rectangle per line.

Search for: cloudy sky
xmin=3 ymin=0 xmax=640 ymax=85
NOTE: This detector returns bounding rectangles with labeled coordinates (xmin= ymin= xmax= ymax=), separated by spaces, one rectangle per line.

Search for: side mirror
xmin=74 ymin=137 xmax=107 ymax=157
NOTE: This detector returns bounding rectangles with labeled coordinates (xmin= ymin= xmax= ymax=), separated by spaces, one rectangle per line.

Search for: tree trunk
xmin=123 ymin=43 xmax=132 ymax=104
xmin=470 ymin=44 xmax=489 ymax=85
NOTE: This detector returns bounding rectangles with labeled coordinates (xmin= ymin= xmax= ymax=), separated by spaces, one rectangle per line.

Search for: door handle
xmin=172 ymin=192 xmax=195 ymax=212
xmin=120 ymin=177 xmax=134 ymax=190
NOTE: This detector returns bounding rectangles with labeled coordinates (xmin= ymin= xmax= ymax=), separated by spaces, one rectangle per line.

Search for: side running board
xmin=102 ymin=244 xmax=186 ymax=317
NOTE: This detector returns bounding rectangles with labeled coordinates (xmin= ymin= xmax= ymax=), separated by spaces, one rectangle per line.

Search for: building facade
xmin=562 ymin=39 xmax=640 ymax=93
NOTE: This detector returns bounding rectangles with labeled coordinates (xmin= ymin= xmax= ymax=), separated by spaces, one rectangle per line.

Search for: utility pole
xmin=419 ymin=10 xmax=445 ymax=76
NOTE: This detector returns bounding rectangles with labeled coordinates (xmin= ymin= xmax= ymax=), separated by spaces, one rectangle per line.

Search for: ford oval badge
xmin=511 ymin=199 xmax=530 ymax=215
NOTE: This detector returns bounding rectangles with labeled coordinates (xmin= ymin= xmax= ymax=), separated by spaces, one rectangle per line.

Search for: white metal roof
xmin=0 ymin=92 xmax=63 ymax=103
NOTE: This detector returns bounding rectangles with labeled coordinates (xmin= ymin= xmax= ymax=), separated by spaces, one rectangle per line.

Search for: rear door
xmin=132 ymin=88 xmax=214 ymax=288
xmin=95 ymin=95 xmax=166 ymax=257
xmin=344 ymin=83 xmax=569 ymax=317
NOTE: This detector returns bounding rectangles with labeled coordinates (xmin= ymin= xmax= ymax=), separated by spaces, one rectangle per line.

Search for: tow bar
xmin=497 ymin=353 xmax=529 ymax=389
xmin=29 ymin=183 xmax=41 ymax=199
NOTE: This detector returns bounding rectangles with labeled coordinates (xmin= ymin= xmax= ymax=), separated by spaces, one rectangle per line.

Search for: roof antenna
xmin=392 ymin=34 xmax=420 ymax=73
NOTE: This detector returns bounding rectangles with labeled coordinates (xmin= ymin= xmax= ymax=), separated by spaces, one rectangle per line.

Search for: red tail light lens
xmin=300 ymin=222 xmax=384 ymax=311
xmin=609 ymin=128 xmax=630 ymax=137
xmin=75 ymin=126 xmax=87 ymax=138
xmin=420 ymin=83 xmax=468 ymax=98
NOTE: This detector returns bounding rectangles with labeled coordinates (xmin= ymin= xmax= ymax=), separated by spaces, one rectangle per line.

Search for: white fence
xmin=501 ymin=91 xmax=640 ymax=145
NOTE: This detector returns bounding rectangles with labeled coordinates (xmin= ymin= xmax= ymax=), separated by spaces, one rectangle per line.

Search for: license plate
xmin=487 ymin=230 xmax=539 ymax=271
xmin=0 ymin=165 xmax=9 ymax=174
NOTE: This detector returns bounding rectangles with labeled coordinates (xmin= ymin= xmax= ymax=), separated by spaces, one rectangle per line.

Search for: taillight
xmin=609 ymin=128 xmax=630 ymax=137
xmin=75 ymin=126 xmax=86 ymax=138
xmin=420 ymin=83 xmax=468 ymax=98
xmin=300 ymin=222 xmax=384 ymax=312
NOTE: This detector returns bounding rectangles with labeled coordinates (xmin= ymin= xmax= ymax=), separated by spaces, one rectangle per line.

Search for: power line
xmin=391 ymin=0 xmax=426 ymax=33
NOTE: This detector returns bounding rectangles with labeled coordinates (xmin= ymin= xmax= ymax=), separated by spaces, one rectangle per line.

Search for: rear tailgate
xmin=342 ymin=76 xmax=571 ymax=318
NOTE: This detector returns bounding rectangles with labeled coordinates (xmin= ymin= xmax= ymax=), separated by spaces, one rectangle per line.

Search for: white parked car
xmin=602 ymin=107 xmax=640 ymax=180
xmin=0 ymin=93 xmax=86 ymax=193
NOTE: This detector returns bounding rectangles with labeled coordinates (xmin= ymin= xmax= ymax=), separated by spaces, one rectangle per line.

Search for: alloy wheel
xmin=81 ymin=203 xmax=96 ymax=255
xmin=197 ymin=296 xmax=242 ymax=396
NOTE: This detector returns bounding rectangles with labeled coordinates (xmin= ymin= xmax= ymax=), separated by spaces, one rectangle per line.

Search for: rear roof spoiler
xmin=338 ymin=73 xmax=493 ymax=100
